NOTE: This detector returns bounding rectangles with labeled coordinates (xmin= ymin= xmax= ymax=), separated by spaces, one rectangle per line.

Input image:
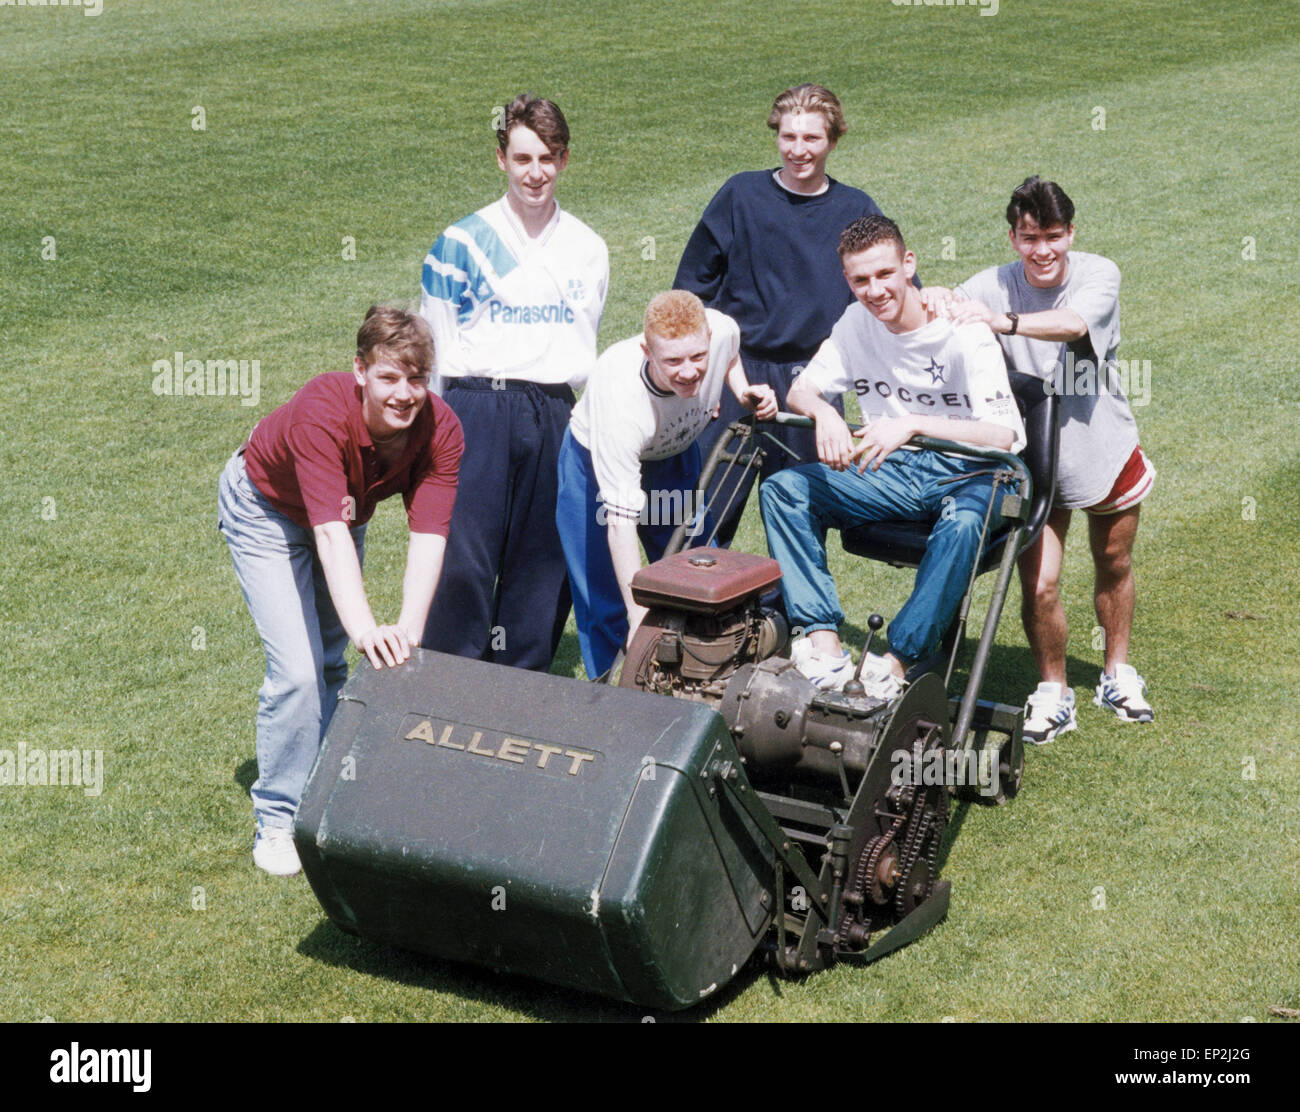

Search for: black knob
xmin=868 ymin=613 xmax=884 ymax=632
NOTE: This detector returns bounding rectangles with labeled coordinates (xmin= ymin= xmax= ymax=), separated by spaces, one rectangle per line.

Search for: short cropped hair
xmin=767 ymin=83 xmax=848 ymax=143
xmin=644 ymin=291 xmax=708 ymax=341
xmin=496 ymin=93 xmax=570 ymax=157
xmin=838 ymin=214 xmax=906 ymax=259
xmin=1006 ymin=176 xmax=1075 ymax=229
xmin=356 ymin=305 xmax=435 ymax=376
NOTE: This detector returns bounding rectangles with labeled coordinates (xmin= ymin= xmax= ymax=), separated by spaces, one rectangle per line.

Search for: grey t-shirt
xmin=958 ymin=251 xmax=1139 ymax=509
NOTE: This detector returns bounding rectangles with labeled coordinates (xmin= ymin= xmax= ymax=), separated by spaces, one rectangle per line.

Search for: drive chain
xmin=893 ymin=721 xmax=947 ymax=920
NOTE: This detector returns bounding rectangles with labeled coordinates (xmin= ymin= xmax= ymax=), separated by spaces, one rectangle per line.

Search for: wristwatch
xmin=1005 ymin=312 xmax=1019 ymax=336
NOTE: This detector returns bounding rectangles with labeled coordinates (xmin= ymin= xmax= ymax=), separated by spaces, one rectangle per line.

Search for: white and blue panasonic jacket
xmin=420 ymin=196 xmax=609 ymax=391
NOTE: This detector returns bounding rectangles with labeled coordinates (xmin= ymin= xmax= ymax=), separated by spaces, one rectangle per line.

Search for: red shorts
xmin=1085 ymin=446 xmax=1155 ymax=515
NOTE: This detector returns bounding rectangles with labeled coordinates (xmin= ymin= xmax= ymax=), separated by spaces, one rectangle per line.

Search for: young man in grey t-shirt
xmin=941 ymin=178 xmax=1155 ymax=742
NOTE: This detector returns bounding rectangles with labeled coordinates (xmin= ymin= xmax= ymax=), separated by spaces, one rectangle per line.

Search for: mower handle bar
xmin=768 ymin=411 xmax=1031 ymax=491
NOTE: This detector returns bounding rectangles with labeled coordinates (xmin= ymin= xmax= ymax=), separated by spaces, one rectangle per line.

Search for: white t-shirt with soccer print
xmin=798 ymin=305 xmax=1025 ymax=454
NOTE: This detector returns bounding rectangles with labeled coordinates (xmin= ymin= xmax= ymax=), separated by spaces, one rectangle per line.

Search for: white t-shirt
xmin=958 ymin=252 xmax=1138 ymax=508
xmin=798 ymin=305 xmax=1026 ymax=453
xmin=419 ymin=196 xmax=609 ymax=390
xmin=570 ymin=309 xmax=741 ymax=519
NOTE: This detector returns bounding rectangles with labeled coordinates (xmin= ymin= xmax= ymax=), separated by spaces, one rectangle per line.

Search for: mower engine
xmin=619 ymin=547 xmax=789 ymax=704
xmin=619 ymin=547 xmax=957 ymax=971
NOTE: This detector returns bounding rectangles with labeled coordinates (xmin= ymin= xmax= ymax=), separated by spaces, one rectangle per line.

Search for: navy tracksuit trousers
xmin=420 ymin=377 xmax=575 ymax=672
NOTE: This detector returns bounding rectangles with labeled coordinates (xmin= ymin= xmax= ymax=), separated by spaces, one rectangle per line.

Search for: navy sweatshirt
xmin=674 ymin=170 xmax=885 ymax=364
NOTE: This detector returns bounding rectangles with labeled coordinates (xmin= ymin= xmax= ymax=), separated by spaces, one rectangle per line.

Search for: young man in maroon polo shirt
xmin=218 ymin=306 xmax=464 ymax=875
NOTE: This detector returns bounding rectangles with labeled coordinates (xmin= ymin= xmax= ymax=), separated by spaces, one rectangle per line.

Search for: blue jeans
xmin=555 ymin=429 xmax=709 ymax=679
xmin=759 ymin=450 xmax=1001 ymax=663
xmin=217 ymin=451 xmax=366 ymax=831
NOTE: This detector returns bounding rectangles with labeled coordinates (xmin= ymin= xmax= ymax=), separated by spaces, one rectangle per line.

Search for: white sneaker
xmin=790 ymin=637 xmax=854 ymax=691
xmin=854 ymin=652 xmax=906 ymax=701
xmin=1023 ymin=682 xmax=1078 ymax=745
xmin=1094 ymin=664 xmax=1154 ymax=723
xmin=253 ymin=826 xmax=301 ymax=876
xmin=790 ymin=636 xmax=815 ymax=669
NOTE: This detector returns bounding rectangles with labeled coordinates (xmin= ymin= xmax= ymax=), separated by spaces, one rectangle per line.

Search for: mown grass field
xmin=1 ymin=0 xmax=1296 ymax=1023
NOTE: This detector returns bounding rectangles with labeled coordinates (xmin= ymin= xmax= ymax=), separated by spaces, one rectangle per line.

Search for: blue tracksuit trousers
xmin=556 ymin=429 xmax=710 ymax=679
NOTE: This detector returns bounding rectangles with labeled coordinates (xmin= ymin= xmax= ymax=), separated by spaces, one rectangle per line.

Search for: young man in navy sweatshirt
xmin=673 ymin=83 xmax=906 ymax=545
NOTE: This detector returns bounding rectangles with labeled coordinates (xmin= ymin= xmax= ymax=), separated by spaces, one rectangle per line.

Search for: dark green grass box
xmin=295 ymin=649 xmax=775 ymax=1010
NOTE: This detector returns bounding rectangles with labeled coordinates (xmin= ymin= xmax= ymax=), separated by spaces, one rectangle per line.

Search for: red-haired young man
xmin=557 ymin=292 xmax=776 ymax=678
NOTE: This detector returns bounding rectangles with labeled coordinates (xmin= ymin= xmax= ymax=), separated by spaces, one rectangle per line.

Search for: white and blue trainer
xmin=1023 ymin=682 xmax=1078 ymax=745
xmin=1094 ymin=664 xmax=1154 ymax=723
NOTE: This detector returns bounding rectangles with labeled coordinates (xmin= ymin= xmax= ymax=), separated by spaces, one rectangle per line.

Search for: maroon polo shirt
xmin=243 ymin=373 xmax=463 ymax=535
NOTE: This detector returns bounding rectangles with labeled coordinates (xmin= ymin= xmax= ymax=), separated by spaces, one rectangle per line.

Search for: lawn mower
xmin=294 ymin=372 xmax=1057 ymax=1010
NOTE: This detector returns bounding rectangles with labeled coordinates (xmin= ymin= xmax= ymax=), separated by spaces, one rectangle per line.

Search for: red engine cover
xmin=630 ymin=549 xmax=783 ymax=615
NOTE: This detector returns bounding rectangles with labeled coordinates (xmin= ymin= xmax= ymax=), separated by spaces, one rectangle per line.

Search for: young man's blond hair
xmin=766 ymin=83 xmax=848 ymax=142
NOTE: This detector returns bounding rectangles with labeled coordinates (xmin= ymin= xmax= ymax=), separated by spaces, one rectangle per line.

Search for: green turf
xmin=1 ymin=0 xmax=1297 ymax=1022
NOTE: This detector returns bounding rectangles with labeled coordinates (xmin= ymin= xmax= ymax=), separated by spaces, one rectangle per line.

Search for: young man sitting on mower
xmin=760 ymin=215 xmax=1025 ymax=696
